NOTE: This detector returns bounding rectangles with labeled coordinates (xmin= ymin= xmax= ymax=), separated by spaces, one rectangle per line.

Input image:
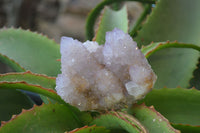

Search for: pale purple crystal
xmin=56 ymin=28 xmax=157 ymax=111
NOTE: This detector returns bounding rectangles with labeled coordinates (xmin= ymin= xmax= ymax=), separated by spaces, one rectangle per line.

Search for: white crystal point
xmin=125 ymin=81 xmax=145 ymax=99
xmin=103 ymin=28 xmax=157 ymax=100
xmin=83 ymin=41 xmax=104 ymax=64
xmin=56 ymin=36 xmax=126 ymax=111
xmin=56 ymin=28 xmax=157 ymax=111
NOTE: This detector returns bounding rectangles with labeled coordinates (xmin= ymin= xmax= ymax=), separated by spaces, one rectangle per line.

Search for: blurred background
xmin=0 ymin=0 xmax=143 ymax=73
xmin=0 ymin=0 xmax=143 ymax=42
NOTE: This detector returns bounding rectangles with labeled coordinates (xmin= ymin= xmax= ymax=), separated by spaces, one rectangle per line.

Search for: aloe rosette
xmin=1 ymin=0 xmax=200 ymax=132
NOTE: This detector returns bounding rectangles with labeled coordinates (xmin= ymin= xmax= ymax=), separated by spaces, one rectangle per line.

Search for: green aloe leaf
xmin=141 ymin=41 xmax=200 ymax=88
xmin=139 ymin=88 xmax=200 ymax=126
xmin=94 ymin=6 xmax=128 ymax=44
xmin=0 ymin=71 xmax=56 ymax=103
xmin=0 ymin=103 xmax=84 ymax=133
xmin=0 ymin=82 xmax=65 ymax=104
xmin=90 ymin=111 xmax=147 ymax=133
xmin=129 ymin=4 xmax=152 ymax=37
xmin=85 ymin=0 xmax=156 ymax=40
xmin=0 ymin=53 xmax=25 ymax=72
xmin=0 ymin=81 xmax=93 ymax=124
xmin=0 ymin=28 xmax=61 ymax=77
xmin=0 ymin=89 xmax=33 ymax=124
xmin=172 ymin=124 xmax=200 ymax=133
xmin=141 ymin=41 xmax=200 ymax=58
xmin=0 ymin=71 xmax=56 ymax=89
xmin=134 ymin=0 xmax=200 ymax=88
xmin=67 ymin=125 xmax=110 ymax=133
xmin=128 ymin=104 xmax=180 ymax=133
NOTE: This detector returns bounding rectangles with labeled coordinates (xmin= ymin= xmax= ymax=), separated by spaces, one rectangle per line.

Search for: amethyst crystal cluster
xmin=56 ymin=28 xmax=157 ymax=111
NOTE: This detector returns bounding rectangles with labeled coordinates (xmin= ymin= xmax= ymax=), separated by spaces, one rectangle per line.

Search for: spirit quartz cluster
xmin=56 ymin=28 xmax=157 ymax=111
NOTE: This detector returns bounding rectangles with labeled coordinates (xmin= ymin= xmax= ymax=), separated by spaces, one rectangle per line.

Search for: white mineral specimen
xmin=56 ymin=28 xmax=157 ymax=111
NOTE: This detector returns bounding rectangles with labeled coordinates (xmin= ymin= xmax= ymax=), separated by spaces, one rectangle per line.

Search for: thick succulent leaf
xmin=0 ymin=53 xmax=25 ymax=72
xmin=67 ymin=125 xmax=110 ymax=133
xmin=0 ymin=71 xmax=56 ymax=89
xmin=0 ymin=89 xmax=33 ymax=123
xmin=0 ymin=28 xmax=61 ymax=76
xmin=139 ymin=88 xmax=200 ymax=126
xmin=149 ymin=48 xmax=198 ymax=88
xmin=128 ymin=104 xmax=180 ymax=133
xmin=141 ymin=41 xmax=200 ymax=88
xmin=85 ymin=0 xmax=156 ymax=40
xmin=134 ymin=0 xmax=200 ymax=46
xmin=0 ymin=103 xmax=84 ymax=133
xmin=129 ymin=4 xmax=152 ymax=37
xmin=0 ymin=81 xmax=92 ymax=123
xmin=134 ymin=0 xmax=200 ymax=88
xmin=94 ymin=6 xmax=128 ymax=44
xmin=0 ymin=71 xmax=56 ymax=103
xmin=172 ymin=124 xmax=200 ymax=133
xmin=90 ymin=111 xmax=147 ymax=133
xmin=0 ymin=82 xmax=65 ymax=104
xmin=141 ymin=41 xmax=200 ymax=58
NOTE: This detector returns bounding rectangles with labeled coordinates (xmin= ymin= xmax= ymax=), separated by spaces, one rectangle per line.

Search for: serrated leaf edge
xmin=133 ymin=103 xmax=180 ymax=133
xmin=93 ymin=111 xmax=148 ymax=132
xmin=0 ymin=27 xmax=59 ymax=45
xmin=0 ymin=81 xmax=57 ymax=93
xmin=67 ymin=125 xmax=94 ymax=133
xmin=0 ymin=71 xmax=56 ymax=80
xmin=0 ymin=53 xmax=25 ymax=71
xmin=141 ymin=41 xmax=200 ymax=58
xmin=0 ymin=81 xmax=67 ymax=105
xmin=0 ymin=103 xmax=43 ymax=128
xmin=113 ymin=111 xmax=147 ymax=133
xmin=92 ymin=6 xmax=106 ymax=42
xmin=67 ymin=125 xmax=109 ymax=133
xmin=172 ymin=123 xmax=200 ymax=128
xmin=93 ymin=5 xmax=128 ymax=44
xmin=133 ymin=0 xmax=160 ymax=38
xmin=160 ymin=87 xmax=199 ymax=91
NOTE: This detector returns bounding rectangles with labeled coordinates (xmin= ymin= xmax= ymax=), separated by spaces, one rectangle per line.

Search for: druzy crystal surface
xmin=56 ymin=28 xmax=157 ymax=111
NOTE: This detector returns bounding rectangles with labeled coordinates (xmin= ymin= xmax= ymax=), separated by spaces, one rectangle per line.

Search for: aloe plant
xmin=0 ymin=0 xmax=200 ymax=132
